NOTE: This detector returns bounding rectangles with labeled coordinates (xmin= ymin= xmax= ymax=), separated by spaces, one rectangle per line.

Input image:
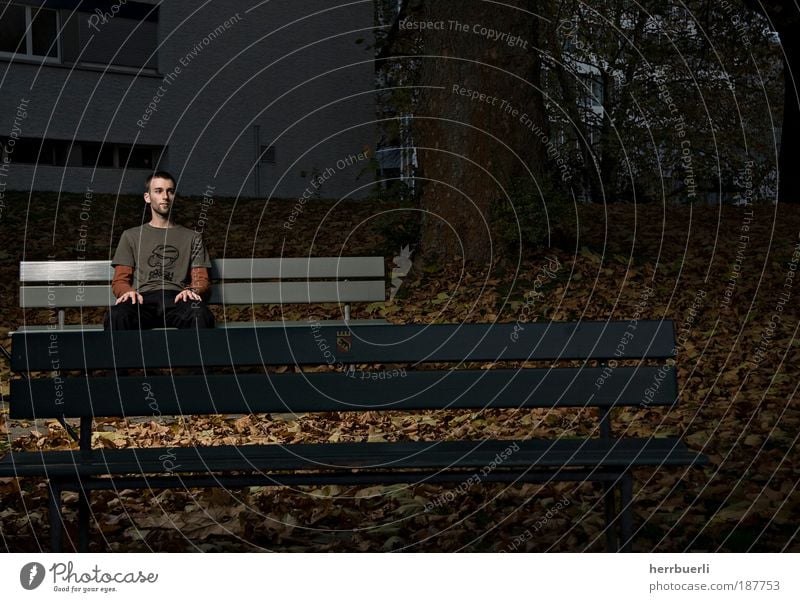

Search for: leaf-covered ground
xmin=1 ymin=192 xmax=798 ymax=552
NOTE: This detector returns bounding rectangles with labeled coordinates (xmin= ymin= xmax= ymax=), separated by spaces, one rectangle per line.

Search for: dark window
xmin=34 ymin=139 xmax=55 ymax=165
xmin=119 ymin=145 xmax=156 ymax=169
xmin=77 ymin=6 xmax=158 ymax=69
xmin=2 ymin=136 xmax=164 ymax=169
xmin=0 ymin=4 xmax=26 ymax=54
xmin=39 ymin=139 xmax=71 ymax=165
xmin=0 ymin=4 xmax=58 ymax=59
xmin=31 ymin=6 xmax=58 ymax=58
xmin=1 ymin=137 xmax=67 ymax=165
xmin=9 ymin=138 xmax=42 ymax=164
xmin=81 ymin=142 xmax=115 ymax=168
xmin=260 ymin=145 xmax=276 ymax=163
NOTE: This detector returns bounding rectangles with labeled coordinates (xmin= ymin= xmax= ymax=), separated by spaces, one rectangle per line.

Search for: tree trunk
xmin=743 ymin=0 xmax=800 ymax=203
xmin=777 ymin=22 xmax=800 ymax=203
xmin=595 ymin=70 xmax=617 ymax=203
xmin=414 ymin=1 xmax=548 ymax=262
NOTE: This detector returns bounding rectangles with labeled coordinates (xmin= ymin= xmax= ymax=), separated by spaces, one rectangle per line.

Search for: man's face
xmin=144 ymin=177 xmax=176 ymax=218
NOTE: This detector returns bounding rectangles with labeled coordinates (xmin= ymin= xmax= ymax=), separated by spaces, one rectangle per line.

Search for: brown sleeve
xmin=189 ymin=266 xmax=211 ymax=299
xmin=111 ymin=265 xmax=135 ymax=298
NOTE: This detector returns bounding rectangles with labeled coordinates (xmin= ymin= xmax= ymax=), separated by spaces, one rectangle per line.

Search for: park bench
xmin=1 ymin=320 xmax=707 ymax=552
xmin=16 ymin=256 xmax=386 ymax=331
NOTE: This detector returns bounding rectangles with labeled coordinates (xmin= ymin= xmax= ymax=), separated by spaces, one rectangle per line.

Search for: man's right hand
xmin=116 ymin=291 xmax=144 ymax=304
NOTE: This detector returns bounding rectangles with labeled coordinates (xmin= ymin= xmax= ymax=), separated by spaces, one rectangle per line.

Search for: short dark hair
xmin=145 ymin=170 xmax=176 ymax=192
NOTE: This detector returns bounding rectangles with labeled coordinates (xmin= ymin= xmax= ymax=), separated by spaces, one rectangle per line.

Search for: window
xmin=0 ymin=3 xmax=59 ymax=60
xmin=34 ymin=139 xmax=69 ymax=165
xmin=0 ymin=4 xmax=26 ymax=54
xmin=579 ymin=75 xmax=603 ymax=108
xmin=260 ymin=145 xmax=276 ymax=163
xmin=82 ymin=142 xmax=162 ymax=169
xmin=0 ymin=137 xmax=71 ymax=165
xmin=1 ymin=1 xmax=160 ymax=69
xmin=77 ymin=12 xmax=158 ymax=69
xmin=1 ymin=137 xmax=39 ymax=163
xmin=1 ymin=137 xmax=164 ymax=169
xmin=589 ymin=78 xmax=603 ymax=107
xmin=119 ymin=145 xmax=157 ymax=170
xmin=81 ymin=142 xmax=115 ymax=168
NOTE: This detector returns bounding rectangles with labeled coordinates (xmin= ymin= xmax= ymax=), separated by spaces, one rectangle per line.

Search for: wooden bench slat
xmin=13 ymin=324 xmax=107 ymax=333
xmin=21 ymin=261 xmax=113 ymax=282
xmin=21 ymin=285 xmax=114 ymax=307
xmin=209 ymin=281 xmax=386 ymax=304
xmin=11 ymin=322 xmax=677 ymax=371
xmin=0 ymin=438 xmax=707 ymax=477
xmin=20 ymin=280 xmax=386 ymax=307
xmin=19 ymin=257 xmax=384 ymax=283
xmin=211 ymin=257 xmax=385 ymax=279
xmin=12 ymin=319 xmax=389 ymax=333
xmin=9 ymin=367 xmax=678 ymax=418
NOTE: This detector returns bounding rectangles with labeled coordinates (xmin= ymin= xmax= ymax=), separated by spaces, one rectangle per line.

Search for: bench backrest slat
xmin=21 ymin=261 xmax=112 ymax=282
xmin=19 ymin=257 xmax=385 ymax=308
xmin=20 ymin=258 xmax=384 ymax=283
xmin=212 ymin=257 xmax=384 ymax=279
xmin=9 ymin=366 xmax=678 ymax=419
xmin=212 ymin=281 xmax=386 ymax=304
xmin=20 ymin=281 xmax=386 ymax=307
xmin=11 ymin=321 xmax=676 ymax=371
xmin=21 ymin=285 xmax=114 ymax=307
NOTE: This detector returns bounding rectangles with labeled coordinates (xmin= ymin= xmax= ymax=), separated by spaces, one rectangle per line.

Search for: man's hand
xmin=116 ymin=291 xmax=144 ymax=305
xmin=175 ymin=289 xmax=202 ymax=303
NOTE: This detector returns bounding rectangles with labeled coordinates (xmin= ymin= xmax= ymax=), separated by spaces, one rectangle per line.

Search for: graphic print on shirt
xmin=147 ymin=244 xmax=179 ymax=282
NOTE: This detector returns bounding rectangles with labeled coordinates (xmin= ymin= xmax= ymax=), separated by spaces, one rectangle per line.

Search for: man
xmin=104 ymin=170 xmax=215 ymax=330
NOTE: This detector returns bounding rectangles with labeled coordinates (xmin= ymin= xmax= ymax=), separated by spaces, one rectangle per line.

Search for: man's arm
xmin=174 ymin=267 xmax=210 ymax=303
xmin=175 ymin=234 xmax=213 ymax=303
xmin=112 ymin=266 xmax=144 ymax=304
xmin=110 ymin=231 xmax=143 ymax=304
xmin=189 ymin=266 xmax=211 ymax=298
xmin=175 ymin=267 xmax=211 ymax=303
xmin=112 ymin=265 xmax=135 ymax=297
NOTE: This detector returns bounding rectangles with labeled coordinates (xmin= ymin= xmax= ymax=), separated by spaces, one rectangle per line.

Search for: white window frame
xmin=0 ymin=3 xmax=61 ymax=63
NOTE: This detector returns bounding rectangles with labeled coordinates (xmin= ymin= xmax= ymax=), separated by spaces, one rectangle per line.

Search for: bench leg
xmin=78 ymin=488 xmax=91 ymax=553
xmin=602 ymin=481 xmax=618 ymax=552
xmin=619 ymin=472 xmax=634 ymax=552
xmin=49 ymin=482 xmax=64 ymax=553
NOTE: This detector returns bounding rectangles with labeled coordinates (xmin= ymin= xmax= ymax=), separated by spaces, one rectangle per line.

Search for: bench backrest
xmin=10 ymin=321 xmax=678 ymax=419
xmin=19 ymin=257 xmax=385 ymax=307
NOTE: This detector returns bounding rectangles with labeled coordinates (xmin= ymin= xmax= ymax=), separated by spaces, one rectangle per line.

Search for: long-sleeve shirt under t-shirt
xmin=111 ymin=224 xmax=212 ymax=297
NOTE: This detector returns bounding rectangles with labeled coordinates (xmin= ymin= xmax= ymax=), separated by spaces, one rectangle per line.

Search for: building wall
xmin=0 ymin=1 xmax=376 ymax=199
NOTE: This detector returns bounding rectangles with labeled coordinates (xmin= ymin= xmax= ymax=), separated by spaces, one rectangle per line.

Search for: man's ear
xmin=143 ymin=191 xmax=151 ymax=205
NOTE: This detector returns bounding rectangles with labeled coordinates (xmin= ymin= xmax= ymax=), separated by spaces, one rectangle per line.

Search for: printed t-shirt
xmin=111 ymin=224 xmax=211 ymax=294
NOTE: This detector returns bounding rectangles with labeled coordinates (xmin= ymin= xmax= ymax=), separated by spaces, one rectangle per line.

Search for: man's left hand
xmin=175 ymin=289 xmax=202 ymax=303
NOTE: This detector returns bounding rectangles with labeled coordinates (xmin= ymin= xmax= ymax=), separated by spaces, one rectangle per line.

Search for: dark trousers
xmin=104 ymin=290 xmax=215 ymax=330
